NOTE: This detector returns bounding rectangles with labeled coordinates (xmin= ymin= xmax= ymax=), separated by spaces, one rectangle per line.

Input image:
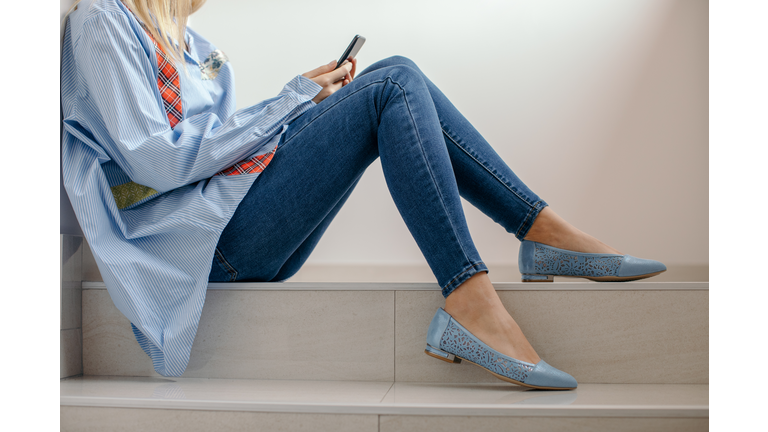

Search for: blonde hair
xmin=65 ymin=0 xmax=207 ymax=65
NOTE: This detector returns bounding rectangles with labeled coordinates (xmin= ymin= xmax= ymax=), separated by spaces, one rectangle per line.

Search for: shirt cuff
xmin=283 ymin=75 xmax=323 ymax=101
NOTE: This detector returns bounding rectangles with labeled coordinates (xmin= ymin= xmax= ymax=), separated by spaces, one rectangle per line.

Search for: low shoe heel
xmin=425 ymin=344 xmax=461 ymax=364
xmin=522 ymin=274 xmax=554 ymax=282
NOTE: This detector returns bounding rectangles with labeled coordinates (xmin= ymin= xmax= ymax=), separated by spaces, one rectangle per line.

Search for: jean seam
xmin=387 ymin=76 xmax=474 ymax=267
xmin=280 ymin=80 xmax=387 ymax=148
xmin=441 ymin=126 xmax=538 ymax=208
xmin=282 ymin=74 xmax=475 ymax=268
xmin=442 ymin=261 xmax=487 ymax=297
xmin=213 ymin=247 xmax=238 ymax=282
xmin=516 ymin=200 xmax=545 ymax=240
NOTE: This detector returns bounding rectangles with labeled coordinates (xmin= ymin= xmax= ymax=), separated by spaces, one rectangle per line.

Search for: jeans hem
xmin=441 ymin=261 xmax=489 ymax=298
xmin=515 ymin=200 xmax=548 ymax=240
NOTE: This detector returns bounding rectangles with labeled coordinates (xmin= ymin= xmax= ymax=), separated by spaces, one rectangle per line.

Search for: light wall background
xmin=190 ymin=0 xmax=708 ymax=273
xmin=61 ymin=0 xmax=708 ymax=279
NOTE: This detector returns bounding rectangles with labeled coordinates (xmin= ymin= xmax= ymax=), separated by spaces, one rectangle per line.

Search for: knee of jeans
xmin=386 ymin=64 xmax=426 ymax=88
xmin=369 ymin=55 xmax=419 ymax=71
xmin=386 ymin=55 xmax=420 ymax=70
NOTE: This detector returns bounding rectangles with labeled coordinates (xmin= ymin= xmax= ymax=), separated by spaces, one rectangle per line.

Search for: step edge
xmin=82 ymin=281 xmax=710 ymax=291
xmin=60 ymin=396 xmax=708 ymax=418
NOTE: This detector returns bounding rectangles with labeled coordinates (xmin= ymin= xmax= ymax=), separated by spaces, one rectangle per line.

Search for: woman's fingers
xmin=302 ymin=60 xmax=336 ymax=79
xmin=307 ymin=61 xmax=354 ymax=104
xmin=302 ymin=60 xmax=354 ymax=84
xmin=327 ymin=61 xmax=353 ymax=84
xmin=348 ymin=57 xmax=358 ymax=81
xmin=339 ymin=58 xmax=358 ymax=85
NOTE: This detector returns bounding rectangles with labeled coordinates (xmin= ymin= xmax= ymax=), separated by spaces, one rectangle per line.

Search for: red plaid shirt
xmin=145 ymin=27 xmax=277 ymax=177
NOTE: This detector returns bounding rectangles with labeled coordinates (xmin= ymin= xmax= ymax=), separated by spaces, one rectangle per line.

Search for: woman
xmin=61 ymin=0 xmax=666 ymax=388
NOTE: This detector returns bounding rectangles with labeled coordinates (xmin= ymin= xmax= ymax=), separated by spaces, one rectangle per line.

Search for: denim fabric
xmin=210 ymin=56 xmax=547 ymax=297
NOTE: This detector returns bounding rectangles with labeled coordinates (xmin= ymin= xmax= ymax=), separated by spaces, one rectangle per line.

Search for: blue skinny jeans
xmin=209 ymin=56 xmax=547 ymax=297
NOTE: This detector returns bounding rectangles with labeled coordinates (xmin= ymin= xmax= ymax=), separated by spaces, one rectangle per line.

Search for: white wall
xmin=62 ymin=0 xmax=707 ymax=268
xmin=190 ymin=0 xmax=708 ymax=268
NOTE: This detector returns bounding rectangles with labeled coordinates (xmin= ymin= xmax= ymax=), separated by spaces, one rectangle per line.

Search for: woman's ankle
xmin=524 ymin=207 xmax=621 ymax=255
xmin=523 ymin=207 xmax=565 ymax=245
xmin=444 ymin=272 xmax=541 ymax=364
xmin=444 ymin=273 xmax=497 ymax=319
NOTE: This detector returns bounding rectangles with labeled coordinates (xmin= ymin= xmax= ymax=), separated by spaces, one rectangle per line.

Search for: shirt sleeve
xmin=75 ymin=12 xmax=322 ymax=193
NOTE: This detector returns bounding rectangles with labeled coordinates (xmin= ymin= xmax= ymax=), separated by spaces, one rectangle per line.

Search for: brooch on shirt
xmin=199 ymin=50 xmax=229 ymax=80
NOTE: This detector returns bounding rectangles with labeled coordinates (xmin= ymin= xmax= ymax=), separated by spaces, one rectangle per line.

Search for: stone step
xmin=60 ymin=376 xmax=708 ymax=432
xmin=82 ymin=281 xmax=708 ymax=384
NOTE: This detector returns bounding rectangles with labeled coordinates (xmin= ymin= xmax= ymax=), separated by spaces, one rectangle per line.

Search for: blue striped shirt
xmin=61 ymin=0 xmax=322 ymax=376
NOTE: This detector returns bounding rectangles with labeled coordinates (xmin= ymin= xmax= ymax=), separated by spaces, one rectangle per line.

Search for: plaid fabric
xmin=145 ymin=32 xmax=183 ymax=128
xmin=143 ymin=27 xmax=276 ymax=176
xmin=216 ymin=149 xmax=276 ymax=176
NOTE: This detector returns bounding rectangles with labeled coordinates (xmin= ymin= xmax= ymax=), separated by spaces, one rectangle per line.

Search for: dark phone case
xmin=335 ymin=35 xmax=366 ymax=70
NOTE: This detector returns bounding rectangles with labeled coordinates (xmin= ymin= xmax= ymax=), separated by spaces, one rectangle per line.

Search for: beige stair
xmin=61 ymin=377 xmax=708 ymax=432
xmin=61 ymin=234 xmax=709 ymax=431
xmin=81 ymin=281 xmax=708 ymax=384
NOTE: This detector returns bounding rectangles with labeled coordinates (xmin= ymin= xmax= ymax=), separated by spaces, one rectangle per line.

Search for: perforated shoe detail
xmin=533 ymin=243 xmax=622 ymax=277
xmin=439 ymin=320 xmax=535 ymax=383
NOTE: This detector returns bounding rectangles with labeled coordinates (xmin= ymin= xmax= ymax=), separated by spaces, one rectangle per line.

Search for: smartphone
xmin=335 ymin=35 xmax=366 ymax=70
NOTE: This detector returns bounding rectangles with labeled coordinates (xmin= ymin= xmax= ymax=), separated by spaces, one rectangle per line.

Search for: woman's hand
xmin=302 ymin=59 xmax=356 ymax=104
xmin=342 ymin=57 xmax=357 ymax=85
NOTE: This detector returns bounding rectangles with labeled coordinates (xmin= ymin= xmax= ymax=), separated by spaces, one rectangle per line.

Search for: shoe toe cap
xmin=617 ymin=255 xmax=667 ymax=277
xmin=524 ymin=360 xmax=578 ymax=389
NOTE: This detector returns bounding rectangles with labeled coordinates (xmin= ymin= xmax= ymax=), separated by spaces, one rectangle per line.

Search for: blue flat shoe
xmin=424 ymin=308 xmax=577 ymax=390
xmin=518 ymin=240 xmax=666 ymax=282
